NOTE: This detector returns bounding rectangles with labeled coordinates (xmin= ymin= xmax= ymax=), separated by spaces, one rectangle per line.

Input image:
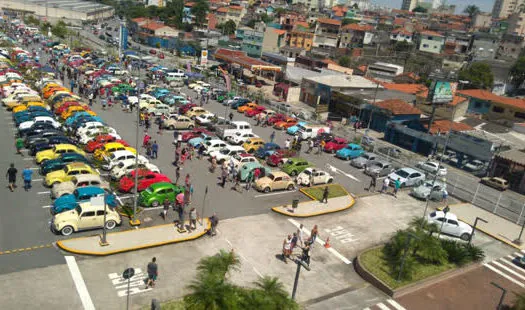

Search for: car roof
xmin=149 ymin=182 xmax=174 ymax=189
xmin=66 ymin=162 xmax=90 ymax=169
xmin=227 ymin=145 xmax=246 ymax=151
xmin=73 ymin=174 xmax=101 ymax=182
xmin=111 ymin=150 xmax=134 ymax=157
xmin=75 ymin=186 xmax=104 ymax=194
xmin=239 ymin=153 xmax=255 ymax=158
xmin=433 ymin=210 xmax=458 ymax=220
xmin=397 ymin=167 xmax=419 ymax=174
xmin=269 ymin=171 xmax=290 ymax=177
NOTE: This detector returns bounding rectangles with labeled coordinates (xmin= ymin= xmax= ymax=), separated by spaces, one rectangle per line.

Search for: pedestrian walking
xmin=220 ymin=166 xmax=228 ymax=187
xmin=22 ymin=166 xmax=32 ymax=191
xmin=321 ymin=186 xmax=329 ymax=203
xmin=6 ymin=163 xmax=17 ymax=192
xmin=231 ymin=173 xmax=241 ymax=192
xmin=319 ymin=140 xmax=326 ymax=155
xmin=177 ymin=198 xmax=185 ymax=229
xmin=145 ymin=257 xmax=158 ymax=289
xmin=229 ymin=112 xmax=233 ymax=122
xmin=301 ymin=242 xmax=311 ymax=265
xmin=310 ymin=225 xmax=319 ymax=244
xmin=157 ymin=116 xmax=163 ymax=135
xmin=15 ymin=136 xmax=24 ymax=156
xmin=88 ymin=91 xmax=94 ymax=106
xmin=291 ymin=232 xmax=298 ymax=251
xmin=161 ymin=198 xmax=170 ymax=220
xmin=282 ymin=235 xmax=293 ymax=263
xmin=209 ymin=213 xmax=219 ymax=236
xmin=189 ymin=207 xmax=198 ymax=230
xmin=210 ymin=157 xmax=217 ymax=173
xmin=380 ymin=177 xmax=390 ymax=194
xmin=185 ymin=174 xmax=190 ymax=188
xmin=442 ymin=189 xmax=448 ymax=203
xmin=245 ymin=170 xmax=253 ymax=190
xmin=307 ymin=139 xmax=314 ymax=153
xmin=254 ymin=167 xmax=261 ymax=180
xmin=393 ymin=178 xmax=401 ymax=198
xmin=175 ymin=166 xmax=181 ymax=184
xmin=297 ymin=224 xmax=305 ymax=247
xmin=145 ymin=117 xmax=151 ymax=132
xmin=368 ymin=173 xmax=377 ymax=192
xmin=151 ymin=141 xmax=159 ymax=159
xmin=285 ymin=138 xmax=291 ymax=149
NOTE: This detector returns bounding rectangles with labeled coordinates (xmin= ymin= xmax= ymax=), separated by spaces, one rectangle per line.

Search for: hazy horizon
xmin=371 ymin=0 xmax=494 ymax=15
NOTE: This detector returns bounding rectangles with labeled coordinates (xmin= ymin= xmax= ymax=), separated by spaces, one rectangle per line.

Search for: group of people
xmin=282 ymin=224 xmax=318 ymax=265
xmin=367 ymin=173 xmax=401 ymax=198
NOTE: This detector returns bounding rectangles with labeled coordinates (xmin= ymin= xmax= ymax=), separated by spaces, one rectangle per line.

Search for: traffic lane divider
xmin=0 ymin=244 xmax=53 ymax=255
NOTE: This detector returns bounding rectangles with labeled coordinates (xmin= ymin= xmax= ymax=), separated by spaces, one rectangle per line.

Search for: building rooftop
xmin=304 ymin=74 xmax=379 ymax=89
xmin=382 ymin=83 xmax=428 ymax=95
xmin=424 ymin=119 xmax=474 ymax=134
xmin=285 ymin=66 xmax=343 ymax=84
xmin=316 ymin=18 xmax=342 ymax=26
xmin=458 ymin=89 xmax=525 ymax=110
xmin=373 ymin=99 xmax=422 ymax=115
xmin=497 ymin=149 xmax=525 ymax=166
xmin=14 ymin=0 xmax=112 ymax=13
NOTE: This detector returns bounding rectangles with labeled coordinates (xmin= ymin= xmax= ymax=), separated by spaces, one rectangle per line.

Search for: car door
xmin=94 ymin=210 xmax=107 ymax=227
xmin=443 ymin=219 xmax=460 ymax=236
xmin=273 ymin=176 xmax=284 ymax=190
xmin=430 ymin=185 xmax=442 ymax=200
xmin=315 ymin=171 xmax=325 ymax=184
xmin=165 ymin=187 xmax=175 ymax=202
xmin=78 ymin=211 xmax=97 ymax=229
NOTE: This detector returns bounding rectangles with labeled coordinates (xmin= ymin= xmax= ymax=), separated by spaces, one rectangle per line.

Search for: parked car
xmin=242 ymin=137 xmax=265 ymax=153
xmin=110 ymin=160 xmax=160 ymax=180
xmin=335 ymin=144 xmax=364 ymax=160
xmin=417 ymin=160 xmax=447 ymax=176
xmin=51 ymin=174 xmax=110 ymax=199
xmin=411 ymin=180 xmax=447 ymax=201
xmin=45 ymin=163 xmax=99 ymax=187
xmin=364 ymin=160 xmax=395 ymax=177
xmin=230 ymin=153 xmax=258 ymax=170
xmin=464 ymin=159 xmax=487 ymax=172
xmin=255 ymin=171 xmax=295 ymax=193
xmin=296 ymin=168 xmax=333 ymax=186
xmin=226 ymin=132 xmax=259 ymax=145
xmin=323 ymin=137 xmax=348 ymax=153
xmin=181 ymin=128 xmax=212 ymax=142
xmin=162 ymin=115 xmax=195 ymax=130
xmin=254 ymin=142 xmax=281 ymax=159
xmin=350 ymin=152 xmax=378 ymax=169
xmin=281 ymin=158 xmax=313 ymax=176
xmin=388 ymin=168 xmax=425 ymax=187
xmin=266 ymin=149 xmax=297 ymax=167
xmin=203 ymin=139 xmax=229 ymax=155
xmin=481 ymin=177 xmax=509 ymax=191
xmin=36 ymin=144 xmax=86 ymax=164
xmin=377 ymin=147 xmax=402 ymax=158
xmin=238 ymin=162 xmax=271 ymax=181
xmin=426 ymin=210 xmax=473 ymax=241
xmin=101 ymin=150 xmax=149 ymax=171
xmin=195 ymin=113 xmax=216 ymax=126
xmin=139 ymin=182 xmax=185 ymax=207
xmin=40 ymin=153 xmax=89 ymax=175
xmin=51 ymin=186 xmax=117 ymax=215
xmin=50 ymin=201 xmax=122 ymax=236
xmin=209 ymin=145 xmax=246 ymax=164
xmin=119 ymin=170 xmax=171 ymax=193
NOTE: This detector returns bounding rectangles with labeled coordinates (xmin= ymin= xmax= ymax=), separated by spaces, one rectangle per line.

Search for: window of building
xmin=423 ymin=44 xmax=429 ymax=48
xmin=492 ymin=106 xmax=504 ymax=113
xmin=427 ymin=36 xmax=433 ymax=40
xmin=515 ymin=111 xmax=525 ymax=119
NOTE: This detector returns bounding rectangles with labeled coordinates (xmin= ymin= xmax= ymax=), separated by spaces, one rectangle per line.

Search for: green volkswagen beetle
xmin=139 ymin=182 xmax=185 ymax=208
xmin=281 ymin=158 xmax=314 ymax=176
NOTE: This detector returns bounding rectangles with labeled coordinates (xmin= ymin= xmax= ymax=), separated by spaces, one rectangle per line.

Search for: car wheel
xmin=151 ymin=200 xmax=159 ymax=207
xmin=327 ymin=178 xmax=333 ymax=184
xmin=264 ymin=187 xmax=271 ymax=193
xmin=170 ymin=125 xmax=175 ymax=130
xmin=287 ymin=184 xmax=294 ymax=191
xmin=346 ymin=156 xmax=350 ymax=161
xmin=105 ymin=220 xmax=117 ymax=230
xmin=290 ymin=170 xmax=297 ymax=176
xmin=61 ymin=225 xmax=74 ymax=236
xmin=460 ymin=233 xmax=471 ymax=241
xmin=188 ymin=125 xmax=194 ymax=129
xmin=277 ymin=162 xmax=283 ymax=167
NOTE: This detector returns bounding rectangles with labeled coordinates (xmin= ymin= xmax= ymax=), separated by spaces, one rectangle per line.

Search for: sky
xmin=371 ymin=0 xmax=494 ymax=15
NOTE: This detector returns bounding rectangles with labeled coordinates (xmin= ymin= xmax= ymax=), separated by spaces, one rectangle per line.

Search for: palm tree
xmin=253 ymin=276 xmax=299 ymax=310
xmin=463 ymin=5 xmax=480 ymax=18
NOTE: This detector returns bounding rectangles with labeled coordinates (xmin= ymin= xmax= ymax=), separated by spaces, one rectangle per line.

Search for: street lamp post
xmin=397 ymin=232 xmax=419 ymax=281
xmin=514 ymin=219 xmax=525 ymax=245
xmin=100 ymin=192 xmax=109 ymax=245
xmin=491 ymin=282 xmax=507 ymax=310
xmin=131 ymin=57 xmax=142 ymax=226
xmin=291 ymin=257 xmax=310 ymax=300
xmin=470 ymin=216 xmax=488 ymax=245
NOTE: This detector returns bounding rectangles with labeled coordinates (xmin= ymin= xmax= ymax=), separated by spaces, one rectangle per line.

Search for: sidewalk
xmin=446 ymin=203 xmax=525 ymax=249
xmin=57 ymin=218 xmax=211 ymax=256
xmin=272 ymin=195 xmax=355 ymax=217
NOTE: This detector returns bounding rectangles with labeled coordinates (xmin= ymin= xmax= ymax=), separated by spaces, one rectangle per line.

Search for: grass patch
xmin=142 ymin=299 xmax=184 ymax=310
xmin=360 ymin=246 xmax=455 ymax=289
xmin=301 ymin=184 xmax=348 ymax=201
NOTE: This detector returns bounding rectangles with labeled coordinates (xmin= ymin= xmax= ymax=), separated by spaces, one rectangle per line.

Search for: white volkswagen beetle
xmin=296 ymin=168 xmax=334 ymax=186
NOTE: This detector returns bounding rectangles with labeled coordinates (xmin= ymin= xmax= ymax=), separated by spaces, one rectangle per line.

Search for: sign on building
xmin=200 ymin=50 xmax=208 ymax=66
xmin=428 ymin=81 xmax=457 ymax=104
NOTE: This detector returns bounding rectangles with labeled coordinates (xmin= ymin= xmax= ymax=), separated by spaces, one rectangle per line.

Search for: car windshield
xmin=145 ymin=187 xmax=154 ymax=194
xmin=267 ymin=174 xmax=276 ymax=180
xmin=302 ymin=169 xmax=312 ymax=175
xmin=219 ymin=149 xmax=230 ymax=155
xmin=423 ymin=182 xmax=433 ymax=188
xmin=396 ymin=170 xmax=410 ymax=178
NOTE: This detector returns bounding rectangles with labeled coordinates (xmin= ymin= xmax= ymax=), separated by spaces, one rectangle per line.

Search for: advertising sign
xmin=430 ymin=81 xmax=457 ymax=104
xmin=120 ymin=25 xmax=128 ymax=50
xmin=200 ymin=49 xmax=208 ymax=66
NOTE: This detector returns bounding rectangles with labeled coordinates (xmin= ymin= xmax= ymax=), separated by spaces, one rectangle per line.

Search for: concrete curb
xmin=56 ymin=219 xmax=211 ymax=256
xmin=271 ymin=184 xmax=356 ymax=217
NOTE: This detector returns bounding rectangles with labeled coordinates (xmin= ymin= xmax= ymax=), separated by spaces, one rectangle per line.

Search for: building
xmin=1 ymin=0 xmax=114 ymax=22
xmin=216 ymin=5 xmax=246 ymax=26
xmin=458 ymin=89 xmax=525 ymax=126
xmin=390 ymin=28 xmax=414 ymax=43
xmin=312 ymin=18 xmax=341 ymax=50
xmin=470 ymin=32 xmax=499 ymax=60
xmin=288 ymin=25 xmax=314 ymax=51
xmin=498 ymin=33 xmax=525 ymax=59
xmin=492 ymin=0 xmax=520 ymax=19
xmin=472 ymin=12 xmax=492 ymax=31
xmin=367 ymin=62 xmax=404 ymax=82
xmin=401 ymin=0 xmax=417 ymax=11
xmin=419 ymin=30 xmax=445 ymax=54
xmin=340 ymin=23 xmax=374 ymax=48
xmin=237 ymin=23 xmax=286 ymax=58
xmin=506 ymin=12 xmax=525 ymax=35
xmin=490 ymin=149 xmax=525 ymax=194
xmin=147 ymin=0 xmax=165 ymax=7
xmin=415 ymin=95 xmax=469 ymax=121
xmin=292 ymin=0 xmax=321 ymax=11
xmin=361 ymin=99 xmax=422 ymax=132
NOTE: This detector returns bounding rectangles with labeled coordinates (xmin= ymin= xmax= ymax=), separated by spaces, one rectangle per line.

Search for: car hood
xmin=36 ymin=149 xmax=55 ymax=158
xmin=255 ymin=177 xmax=272 ymax=185
xmin=412 ymin=186 xmax=430 ymax=196
xmin=46 ymin=170 xmax=66 ymax=180
xmin=53 ymin=194 xmax=76 ymax=208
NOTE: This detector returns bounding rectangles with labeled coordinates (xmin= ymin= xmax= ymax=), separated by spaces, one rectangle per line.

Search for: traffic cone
xmin=324 ymin=237 xmax=331 ymax=248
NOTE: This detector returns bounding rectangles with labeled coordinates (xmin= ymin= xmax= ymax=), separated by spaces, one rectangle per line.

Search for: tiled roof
xmin=424 ymin=120 xmax=474 ymax=134
xmin=391 ymin=28 xmax=413 ymax=36
xmin=342 ymin=23 xmax=374 ymax=31
xmin=382 ymin=83 xmax=428 ymax=95
xmin=450 ymin=95 xmax=467 ymax=106
xmin=217 ymin=7 xmax=228 ymax=13
xmin=394 ymin=18 xmax=407 ymax=26
xmin=321 ymin=58 xmax=338 ymax=65
xmin=357 ymin=65 xmax=367 ymax=72
xmin=420 ymin=30 xmax=444 ymax=37
xmin=132 ymin=17 xmax=147 ymax=23
xmin=185 ymin=2 xmax=195 ymax=7
xmin=317 ymin=18 xmax=342 ymax=26
xmin=229 ymin=5 xmax=243 ymax=10
xmin=373 ymin=99 xmax=422 ymax=115
xmin=458 ymin=89 xmax=525 ymax=110
xmin=295 ymin=21 xmax=310 ymax=29
xmin=142 ymin=22 xmax=166 ymax=31
xmin=273 ymin=29 xmax=287 ymax=35
xmin=395 ymin=72 xmax=420 ymax=81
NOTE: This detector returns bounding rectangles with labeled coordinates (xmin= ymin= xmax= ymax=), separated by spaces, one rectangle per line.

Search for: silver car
xmin=411 ymin=181 xmax=447 ymax=201
xmin=364 ymin=160 xmax=394 ymax=177
xmin=350 ymin=152 xmax=377 ymax=169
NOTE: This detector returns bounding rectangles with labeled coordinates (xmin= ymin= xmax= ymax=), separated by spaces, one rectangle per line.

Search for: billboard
xmin=200 ymin=50 xmax=208 ymax=66
xmin=429 ymin=81 xmax=457 ymax=104
xmin=120 ymin=25 xmax=128 ymax=50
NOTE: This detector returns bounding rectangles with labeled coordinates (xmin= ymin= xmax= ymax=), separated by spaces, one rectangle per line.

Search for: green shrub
xmin=464 ymin=244 xmax=485 ymax=262
xmin=441 ymin=240 xmax=469 ymax=266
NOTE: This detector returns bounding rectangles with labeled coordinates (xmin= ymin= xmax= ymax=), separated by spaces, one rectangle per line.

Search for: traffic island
xmin=56 ymin=218 xmax=211 ymax=256
xmin=271 ymin=184 xmax=355 ymax=217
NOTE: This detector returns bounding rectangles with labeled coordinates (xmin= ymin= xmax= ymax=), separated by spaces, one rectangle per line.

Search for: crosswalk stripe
xmin=484 ymin=263 xmax=525 ymax=288
xmin=363 ymin=308 xmax=371 ymax=310
xmin=491 ymin=261 xmax=525 ymax=282
xmin=376 ymin=303 xmax=391 ymax=310
xmin=501 ymin=257 xmax=525 ymax=274
xmin=387 ymin=299 xmax=407 ymax=310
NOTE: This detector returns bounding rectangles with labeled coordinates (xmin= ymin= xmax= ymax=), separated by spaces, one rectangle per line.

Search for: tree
xmin=338 ymin=56 xmax=351 ymax=67
xmin=51 ymin=20 xmax=69 ymax=39
xmin=246 ymin=19 xmax=256 ymax=28
xmin=412 ymin=6 xmax=428 ymax=13
xmin=510 ymin=56 xmax=525 ymax=88
xmin=260 ymin=13 xmax=274 ymax=23
xmin=274 ymin=8 xmax=287 ymax=17
xmin=394 ymin=40 xmax=411 ymax=52
xmin=220 ymin=20 xmax=237 ymax=35
xmin=463 ymin=5 xmax=480 ymax=18
xmin=191 ymin=0 xmax=209 ymax=27
xmin=458 ymin=62 xmax=494 ymax=89
xmin=342 ymin=18 xmax=359 ymax=26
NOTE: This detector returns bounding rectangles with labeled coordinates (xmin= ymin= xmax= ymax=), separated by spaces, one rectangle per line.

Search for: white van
xmin=166 ymin=72 xmax=185 ymax=82
xmin=296 ymin=124 xmax=331 ymax=140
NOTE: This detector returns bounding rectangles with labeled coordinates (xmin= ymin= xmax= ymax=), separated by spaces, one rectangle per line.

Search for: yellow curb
xmin=56 ymin=219 xmax=211 ymax=256
xmin=272 ymin=184 xmax=356 ymax=217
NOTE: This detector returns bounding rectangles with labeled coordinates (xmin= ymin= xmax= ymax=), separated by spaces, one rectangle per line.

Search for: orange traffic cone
xmin=324 ymin=237 xmax=331 ymax=248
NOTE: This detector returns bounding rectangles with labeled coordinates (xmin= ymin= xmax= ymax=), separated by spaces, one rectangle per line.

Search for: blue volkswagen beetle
xmin=255 ymin=142 xmax=281 ymax=159
xmin=287 ymin=122 xmax=307 ymax=135
xmin=51 ymin=186 xmax=117 ymax=215
xmin=335 ymin=143 xmax=364 ymax=160
xmin=188 ymin=133 xmax=215 ymax=148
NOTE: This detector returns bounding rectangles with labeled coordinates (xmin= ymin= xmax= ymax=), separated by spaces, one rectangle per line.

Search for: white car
xmin=230 ymin=153 xmax=258 ymax=170
xmin=227 ymin=132 xmax=259 ymax=145
xmin=426 ymin=210 xmax=473 ymax=241
xmin=18 ymin=116 xmax=61 ymax=131
xmin=139 ymin=98 xmax=163 ymax=109
xmin=388 ymin=168 xmax=425 ymax=187
xmin=78 ymin=128 xmax=118 ymax=144
xmin=147 ymin=103 xmax=173 ymax=116
xmin=75 ymin=121 xmax=106 ymax=136
xmin=110 ymin=160 xmax=160 ymax=180
xmin=101 ymin=150 xmax=149 ymax=170
xmin=195 ymin=113 xmax=216 ymax=125
xmin=209 ymin=145 xmax=246 ymax=164
xmin=203 ymin=139 xmax=229 ymax=155
xmin=417 ymin=160 xmax=447 ymax=176
xmin=297 ymin=168 xmax=334 ymax=186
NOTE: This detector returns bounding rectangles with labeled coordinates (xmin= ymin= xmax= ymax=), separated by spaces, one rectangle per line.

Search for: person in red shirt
xmin=254 ymin=168 xmax=261 ymax=180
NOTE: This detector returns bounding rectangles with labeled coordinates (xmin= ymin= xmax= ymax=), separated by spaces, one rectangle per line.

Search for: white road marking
xmin=37 ymin=191 xmax=50 ymax=195
xmin=484 ymin=263 xmax=525 ymax=288
xmin=65 ymin=256 xmax=95 ymax=310
xmin=326 ymin=164 xmax=360 ymax=182
xmin=501 ymin=257 xmax=525 ymax=274
xmin=142 ymin=206 xmax=163 ymax=211
xmin=108 ymin=268 xmax=152 ymax=297
xmin=491 ymin=261 xmax=525 ymax=281
xmin=288 ymin=219 xmax=352 ymax=265
xmin=363 ymin=308 xmax=371 ymax=310
xmin=23 ymin=158 xmax=34 ymax=161
xmin=33 ymin=178 xmax=43 ymax=181
xmin=387 ymin=299 xmax=407 ymax=310
xmin=29 ymin=167 xmax=39 ymax=170
xmin=254 ymin=190 xmax=297 ymax=198
xmin=376 ymin=303 xmax=390 ymax=310
xmin=42 ymin=205 xmax=51 ymax=209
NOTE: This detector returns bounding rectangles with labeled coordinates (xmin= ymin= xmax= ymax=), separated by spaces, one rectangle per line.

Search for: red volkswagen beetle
xmin=323 ymin=137 xmax=348 ymax=153
xmin=119 ymin=169 xmax=171 ymax=192
xmin=266 ymin=149 xmax=297 ymax=167
xmin=181 ymin=128 xmax=213 ymax=142
xmin=245 ymin=106 xmax=266 ymax=117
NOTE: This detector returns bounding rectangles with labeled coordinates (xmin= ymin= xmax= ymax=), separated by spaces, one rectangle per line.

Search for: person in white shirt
xmin=380 ymin=177 xmax=390 ymax=194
